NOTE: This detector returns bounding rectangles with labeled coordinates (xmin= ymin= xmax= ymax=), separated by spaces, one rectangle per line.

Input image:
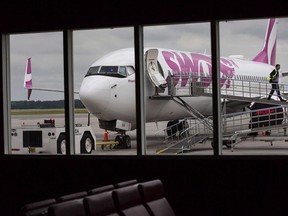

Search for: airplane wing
xmin=24 ymin=58 xmax=79 ymax=100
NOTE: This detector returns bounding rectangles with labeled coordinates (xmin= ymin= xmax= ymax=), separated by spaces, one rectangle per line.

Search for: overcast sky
xmin=9 ymin=18 xmax=288 ymax=101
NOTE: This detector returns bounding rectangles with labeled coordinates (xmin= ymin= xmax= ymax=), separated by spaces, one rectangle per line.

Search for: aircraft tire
xmin=115 ymin=135 xmax=121 ymax=149
xmin=211 ymin=140 xmax=233 ymax=149
xmin=223 ymin=141 xmax=232 ymax=149
xmin=167 ymin=120 xmax=178 ymax=137
xmin=123 ymin=135 xmax=131 ymax=149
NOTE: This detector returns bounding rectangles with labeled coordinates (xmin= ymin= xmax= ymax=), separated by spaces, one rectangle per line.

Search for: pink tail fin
xmin=252 ymin=18 xmax=277 ymax=66
xmin=24 ymin=58 xmax=33 ymax=100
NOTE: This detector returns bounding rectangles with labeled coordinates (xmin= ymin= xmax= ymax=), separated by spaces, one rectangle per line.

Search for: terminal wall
xmin=1 ymin=157 xmax=288 ymax=216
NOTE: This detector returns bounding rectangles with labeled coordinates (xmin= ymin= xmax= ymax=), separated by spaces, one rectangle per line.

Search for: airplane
xmin=25 ymin=18 xmax=285 ymax=148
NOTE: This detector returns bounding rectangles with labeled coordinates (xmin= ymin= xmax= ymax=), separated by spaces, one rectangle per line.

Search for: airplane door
xmin=145 ymin=49 xmax=167 ymax=89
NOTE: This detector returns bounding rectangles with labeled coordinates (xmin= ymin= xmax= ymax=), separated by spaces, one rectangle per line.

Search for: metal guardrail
xmin=153 ymin=73 xmax=288 ymax=153
xmin=222 ymin=105 xmax=288 ymax=134
xmin=155 ymin=118 xmax=211 ymax=154
xmin=155 ymin=118 xmax=210 ymax=145
xmin=155 ymin=105 xmax=288 ymax=152
xmin=167 ymin=73 xmax=287 ymax=100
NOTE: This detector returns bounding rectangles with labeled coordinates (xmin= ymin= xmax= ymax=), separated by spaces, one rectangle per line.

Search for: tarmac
xmin=10 ymin=113 xmax=288 ymax=155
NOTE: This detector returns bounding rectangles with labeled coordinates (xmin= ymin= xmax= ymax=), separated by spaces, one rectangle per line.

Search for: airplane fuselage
xmin=79 ymin=48 xmax=275 ymax=130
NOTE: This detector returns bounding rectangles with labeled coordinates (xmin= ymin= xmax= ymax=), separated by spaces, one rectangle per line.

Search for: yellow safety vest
xmin=267 ymin=70 xmax=278 ymax=82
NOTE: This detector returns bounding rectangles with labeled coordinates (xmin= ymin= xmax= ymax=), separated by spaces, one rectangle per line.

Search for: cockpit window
xmin=100 ymin=66 xmax=118 ymax=73
xmin=86 ymin=66 xmax=100 ymax=76
xmin=118 ymin=66 xmax=127 ymax=76
xmin=126 ymin=66 xmax=135 ymax=76
xmin=85 ymin=66 xmax=134 ymax=78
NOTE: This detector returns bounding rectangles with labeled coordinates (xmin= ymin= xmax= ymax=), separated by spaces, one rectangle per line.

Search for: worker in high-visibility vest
xmin=267 ymin=64 xmax=286 ymax=102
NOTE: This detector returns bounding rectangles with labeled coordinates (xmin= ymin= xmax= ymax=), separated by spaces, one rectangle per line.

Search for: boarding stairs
xmin=156 ymin=105 xmax=288 ymax=154
xmin=156 ymin=118 xmax=211 ymax=154
xmin=152 ymin=74 xmax=288 ymax=154
xmin=155 ymin=96 xmax=213 ymax=154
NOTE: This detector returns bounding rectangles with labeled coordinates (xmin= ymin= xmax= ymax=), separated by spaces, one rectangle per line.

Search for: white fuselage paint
xmin=79 ymin=48 xmax=277 ymax=130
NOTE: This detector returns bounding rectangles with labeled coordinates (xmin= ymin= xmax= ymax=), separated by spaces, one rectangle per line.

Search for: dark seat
xmin=21 ymin=198 xmax=56 ymax=216
xmin=48 ymin=199 xmax=86 ymax=216
xmin=84 ymin=191 xmax=119 ymax=216
xmin=88 ymin=184 xmax=115 ymax=195
xmin=114 ymin=179 xmax=137 ymax=189
xmin=57 ymin=191 xmax=88 ymax=203
xmin=113 ymin=184 xmax=150 ymax=216
xmin=138 ymin=179 xmax=175 ymax=216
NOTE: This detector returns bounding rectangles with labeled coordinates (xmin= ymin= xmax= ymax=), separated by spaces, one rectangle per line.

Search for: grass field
xmin=11 ymin=108 xmax=88 ymax=115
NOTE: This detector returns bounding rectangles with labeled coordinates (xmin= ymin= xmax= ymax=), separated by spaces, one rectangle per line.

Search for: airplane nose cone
xmin=79 ymin=76 xmax=111 ymax=115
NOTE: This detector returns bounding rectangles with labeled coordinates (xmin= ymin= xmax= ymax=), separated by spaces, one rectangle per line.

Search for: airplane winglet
xmin=252 ymin=18 xmax=277 ymax=66
xmin=24 ymin=57 xmax=33 ymax=100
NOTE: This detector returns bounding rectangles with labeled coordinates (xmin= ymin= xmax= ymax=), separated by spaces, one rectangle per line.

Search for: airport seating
xmin=112 ymin=184 xmax=150 ymax=216
xmin=88 ymin=184 xmax=115 ymax=195
xmin=21 ymin=179 xmax=176 ymax=216
xmin=84 ymin=191 xmax=119 ymax=216
xmin=48 ymin=199 xmax=86 ymax=216
xmin=20 ymin=198 xmax=57 ymax=216
xmin=114 ymin=179 xmax=138 ymax=189
xmin=138 ymin=179 xmax=176 ymax=216
xmin=56 ymin=191 xmax=88 ymax=203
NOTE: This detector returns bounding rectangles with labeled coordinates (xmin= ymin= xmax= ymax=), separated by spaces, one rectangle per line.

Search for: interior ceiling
xmin=1 ymin=0 xmax=287 ymax=34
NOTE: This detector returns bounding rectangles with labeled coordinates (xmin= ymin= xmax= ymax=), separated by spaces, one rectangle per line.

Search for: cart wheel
xmin=57 ymin=134 xmax=66 ymax=154
xmin=80 ymin=132 xmax=94 ymax=154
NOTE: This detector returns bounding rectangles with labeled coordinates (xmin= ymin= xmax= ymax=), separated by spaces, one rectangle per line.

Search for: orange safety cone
xmin=103 ymin=130 xmax=109 ymax=141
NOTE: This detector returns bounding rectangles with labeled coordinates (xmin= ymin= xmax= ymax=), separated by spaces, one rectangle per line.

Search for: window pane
xmin=144 ymin=23 xmax=213 ymax=155
xmin=9 ymin=32 xmax=65 ymax=155
xmin=220 ymin=18 xmax=288 ymax=155
xmin=73 ymin=27 xmax=136 ymax=155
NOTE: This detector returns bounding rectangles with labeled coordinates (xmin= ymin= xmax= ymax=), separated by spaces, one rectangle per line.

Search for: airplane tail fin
xmin=252 ymin=18 xmax=277 ymax=66
xmin=24 ymin=58 xmax=33 ymax=100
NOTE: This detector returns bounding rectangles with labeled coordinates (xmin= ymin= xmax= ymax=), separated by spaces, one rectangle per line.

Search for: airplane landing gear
xmin=114 ymin=133 xmax=131 ymax=149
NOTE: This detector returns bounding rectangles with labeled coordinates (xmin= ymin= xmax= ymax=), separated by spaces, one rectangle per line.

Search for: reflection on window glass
xmin=9 ymin=32 xmax=65 ymax=155
xmin=144 ymin=23 xmax=213 ymax=155
xmin=219 ymin=18 xmax=288 ymax=155
xmin=73 ymin=27 xmax=136 ymax=155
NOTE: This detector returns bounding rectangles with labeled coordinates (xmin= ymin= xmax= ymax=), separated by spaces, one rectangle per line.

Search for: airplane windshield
xmin=85 ymin=66 xmax=134 ymax=78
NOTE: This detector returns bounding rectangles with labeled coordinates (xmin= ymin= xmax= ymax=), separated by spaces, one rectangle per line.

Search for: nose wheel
xmin=114 ymin=134 xmax=131 ymax=149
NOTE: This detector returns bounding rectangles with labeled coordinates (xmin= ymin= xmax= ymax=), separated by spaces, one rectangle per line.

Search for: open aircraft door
xmin=145 ymin=49 xmax=167 ymax=90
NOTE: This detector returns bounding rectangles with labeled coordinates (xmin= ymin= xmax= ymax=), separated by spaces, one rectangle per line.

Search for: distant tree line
xmin=11 ymin=99 xmax=85 ymax=109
